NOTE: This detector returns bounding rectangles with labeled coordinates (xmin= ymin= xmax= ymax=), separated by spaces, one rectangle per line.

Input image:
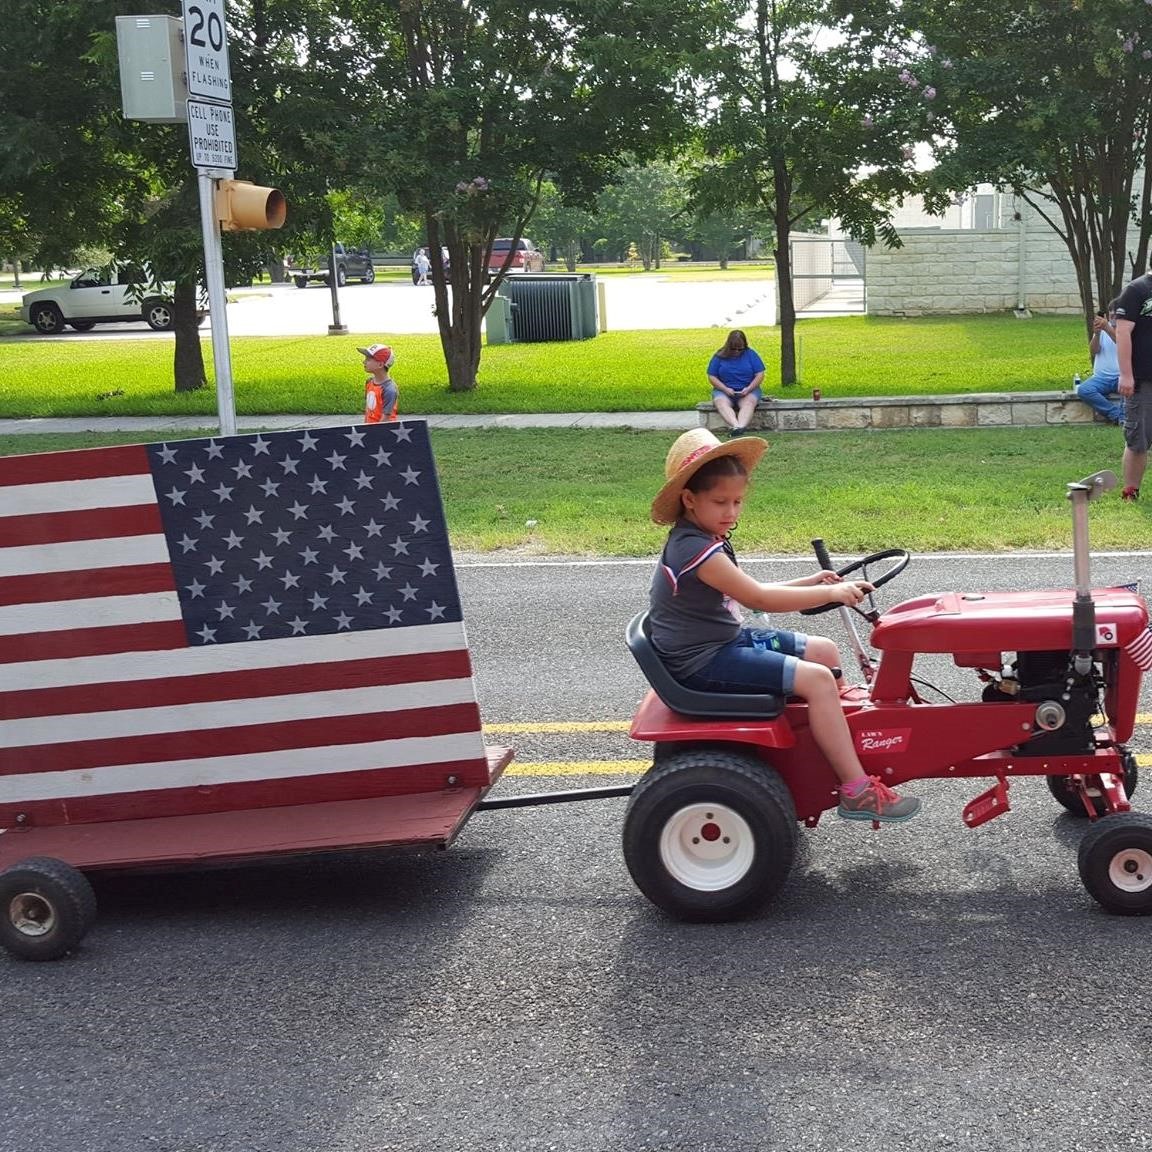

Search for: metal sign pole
xmin=196 ymin=169 xmax=237 ymax=436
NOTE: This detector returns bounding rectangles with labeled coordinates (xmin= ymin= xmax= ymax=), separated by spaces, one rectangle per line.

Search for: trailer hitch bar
xmin=476 ymin=784 xmax=634 ymax=811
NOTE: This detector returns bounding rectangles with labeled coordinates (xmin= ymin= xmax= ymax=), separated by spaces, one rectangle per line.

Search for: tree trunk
xmin=773 ymin=163 xmax=797 ymax=387
xmin=1134 ymin=135 xmax=1152 ymax=277
xmin=428 ymin=214 xmax=483 ymax=392
xmin=173 ymin=278 xmax=207 ymax=393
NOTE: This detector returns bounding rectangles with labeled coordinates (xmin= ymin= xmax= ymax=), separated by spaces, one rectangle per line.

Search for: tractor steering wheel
xmin=798 ymin=546 xmax=911 ymax=621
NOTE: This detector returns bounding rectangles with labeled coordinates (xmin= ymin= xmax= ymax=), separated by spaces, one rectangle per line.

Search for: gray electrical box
xmin=116 ymin=14 xmax=188 ymax=123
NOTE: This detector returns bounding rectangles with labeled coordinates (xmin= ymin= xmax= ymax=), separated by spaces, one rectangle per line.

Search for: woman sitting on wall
xmin=706 ymin=329 xmax=768 ymax=438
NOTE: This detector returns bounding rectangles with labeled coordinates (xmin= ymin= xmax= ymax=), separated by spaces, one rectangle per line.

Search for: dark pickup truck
xmin=286 ymin=243 xmax=376 ymax=287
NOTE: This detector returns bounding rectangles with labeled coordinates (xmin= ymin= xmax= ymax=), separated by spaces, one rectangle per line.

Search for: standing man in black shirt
xmin=1114 ymin=267 xmax=1152 ymax=500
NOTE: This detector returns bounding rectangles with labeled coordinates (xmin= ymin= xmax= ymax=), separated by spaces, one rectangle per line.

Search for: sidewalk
xmin=0 ymin=411 xmax=700 ymax=435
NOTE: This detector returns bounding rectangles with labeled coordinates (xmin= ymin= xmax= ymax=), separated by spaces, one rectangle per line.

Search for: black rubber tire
xmin=623 ymin=749 xmax=797 ymax=922
xmin=1049 ymin=754 xmax=1139 ymax=817
xmin=0 ymin=857 xmax=97 ymax=961
xmin=144 ymin=299 xmax=174 ymax=331
xmin=29 ymin=303 xmax=65 ymax=334
xmin=336 ymin=265 xmax=347 ymax=287
xmin=293 ymin=275 xmax=308 ymax=288
xmin=1078 ymin=812 xmax=1152 ymax=914
xmin=69 ymin=320 xmax=96 ymax=331
xmin=362 ymin=266 xmax=375 ymax=284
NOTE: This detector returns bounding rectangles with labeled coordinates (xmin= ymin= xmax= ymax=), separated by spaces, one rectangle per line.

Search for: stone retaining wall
xmin=697 ymin=391 xmax=1115 ymax=433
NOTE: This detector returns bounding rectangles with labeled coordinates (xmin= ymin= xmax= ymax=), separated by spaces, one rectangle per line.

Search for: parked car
xmin=487 ymin=237 xmax=545 ymax=275
xmin=20 ymin=265 xmax=194 ymax=334
xmin=286 ymin=243 xmax=375 ymax=287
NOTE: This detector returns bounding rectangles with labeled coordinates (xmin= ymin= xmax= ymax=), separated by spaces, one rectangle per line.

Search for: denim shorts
xmin=712 ymin=386 xmax=762 ymax=406
xmin=682 ymin=627 xmax=809 ymax=696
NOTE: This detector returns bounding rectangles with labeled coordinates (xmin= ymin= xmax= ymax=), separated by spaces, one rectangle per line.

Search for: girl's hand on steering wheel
xmin=829 ymin=580 xmax=873 ymax=606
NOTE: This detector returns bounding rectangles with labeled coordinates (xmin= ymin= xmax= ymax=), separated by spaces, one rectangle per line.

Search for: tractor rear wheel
xmin=623 ymin=748 xmax=797 ymax=922
xmin=1078 ymin=812 xmax=1152 ymax=915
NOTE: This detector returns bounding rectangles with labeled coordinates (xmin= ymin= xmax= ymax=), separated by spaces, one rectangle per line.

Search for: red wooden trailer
xmin=0 ymin=421 xmax=518 ymax=959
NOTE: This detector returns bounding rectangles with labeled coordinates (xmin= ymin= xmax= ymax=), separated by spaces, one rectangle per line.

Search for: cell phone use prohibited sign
xmin=188 ymin=99 xmax=237 ymax=170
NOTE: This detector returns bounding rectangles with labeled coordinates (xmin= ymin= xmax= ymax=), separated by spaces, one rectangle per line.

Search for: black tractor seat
xmin=625 ymin=610 xmax=785 ymax=720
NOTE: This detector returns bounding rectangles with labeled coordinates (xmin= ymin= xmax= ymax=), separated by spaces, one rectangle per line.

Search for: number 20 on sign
xmin=182 ymin=0 xmax=232 ymax=102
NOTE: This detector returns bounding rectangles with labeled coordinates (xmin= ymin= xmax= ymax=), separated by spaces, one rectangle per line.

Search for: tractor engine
xmin=981 ymin=649 xmax=1102 ymax=756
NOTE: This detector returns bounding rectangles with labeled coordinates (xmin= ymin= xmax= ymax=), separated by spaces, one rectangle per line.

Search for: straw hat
xmin=650 ymin=429 xmax=768 ymax=525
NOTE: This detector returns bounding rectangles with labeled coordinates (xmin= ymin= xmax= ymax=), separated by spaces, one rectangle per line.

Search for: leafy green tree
xmin=532 ymin=182 xmax=597 ymax=272
xmin=596 ymin=161 xmax=690 ymax=270
xmin=694 ymin=0 xmax=934 ymax=385
xmin=0 ymin=0 xmax=363 ymax=389
xmin=901 ymin=0 xmax=1152 ymax=332
xmin=0 ymin=2 xmax=142 ymax=275
xmin=687 ymin=202 xmax=768 ymax=268
xmin=343 ymin=0 xmax=724 ymax=390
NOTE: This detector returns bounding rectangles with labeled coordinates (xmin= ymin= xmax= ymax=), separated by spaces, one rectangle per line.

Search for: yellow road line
xmin=505 ymin=761 xmax=646 ymax=777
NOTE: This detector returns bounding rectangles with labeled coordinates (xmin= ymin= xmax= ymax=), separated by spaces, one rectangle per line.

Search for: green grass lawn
xmin=0 ymin=314 xmax=1088 ymax=417
xmin=1 ymin=426 xmax=1139 ymax=556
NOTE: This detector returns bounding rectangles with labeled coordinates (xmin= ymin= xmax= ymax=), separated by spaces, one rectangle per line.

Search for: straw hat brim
xmin=650 ymin=436 xmax=768 ymax=524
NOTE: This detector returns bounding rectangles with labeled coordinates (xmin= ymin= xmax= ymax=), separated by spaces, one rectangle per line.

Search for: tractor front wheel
xmin=1048 ymin=754 xmax=1139 ymax=817
xmin=1078 ymin=812 xmax=1152 ymax=915
xmin=0 ymin=857 xmax=97 ymax=960
xmin=622 ymin=749 xmax=797 ymax=922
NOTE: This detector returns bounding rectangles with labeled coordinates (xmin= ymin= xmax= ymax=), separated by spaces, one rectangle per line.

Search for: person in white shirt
xmin=1076 ymin=301 xmax=1123 ymax=425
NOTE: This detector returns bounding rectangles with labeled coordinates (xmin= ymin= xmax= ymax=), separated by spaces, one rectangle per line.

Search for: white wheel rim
xmin=659 ymin=803 xmax=755 ymax=891
xmin=1107 ymin=847 xmax=1152 ymax=893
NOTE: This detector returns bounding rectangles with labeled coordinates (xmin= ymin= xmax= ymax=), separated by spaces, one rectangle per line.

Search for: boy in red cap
xmin=359 ymin=343 xmax=398 ymax=423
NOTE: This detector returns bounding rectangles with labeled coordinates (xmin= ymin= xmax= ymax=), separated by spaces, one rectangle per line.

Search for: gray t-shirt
xmin=648 ymin=520 xmax=742 ymax=679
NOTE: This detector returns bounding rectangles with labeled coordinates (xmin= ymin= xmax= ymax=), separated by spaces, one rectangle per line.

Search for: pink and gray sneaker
xmin=837 ymin=776 xmax=921 ymax=823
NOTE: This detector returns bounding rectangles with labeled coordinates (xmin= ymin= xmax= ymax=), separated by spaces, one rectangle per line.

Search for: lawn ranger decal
xmin=855 ymin=728 xmax=912 ymax=756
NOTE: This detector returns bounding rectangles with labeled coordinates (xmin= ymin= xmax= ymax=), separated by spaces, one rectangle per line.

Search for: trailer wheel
xmin=623 ymin=749 xmax=797 ymax=922
xmin=1048 ymin=754 xmax=1139 ymax=817
xmin=0 ymin=857 xmax=97 ymax=961
xmin=1078 ymin=813 xmax=1152 ymax=915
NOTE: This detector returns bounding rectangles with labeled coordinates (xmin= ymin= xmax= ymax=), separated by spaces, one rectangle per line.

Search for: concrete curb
xmin=0 ymin=411 xmax=700 ymax=436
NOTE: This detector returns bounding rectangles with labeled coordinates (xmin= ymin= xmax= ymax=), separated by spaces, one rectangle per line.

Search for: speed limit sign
xmin=181 ymin=0 xmax=232 ymax=103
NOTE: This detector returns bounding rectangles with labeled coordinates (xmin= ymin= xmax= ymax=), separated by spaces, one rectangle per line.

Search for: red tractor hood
xmin=871 ymin=587 xmax=1149 ymax=655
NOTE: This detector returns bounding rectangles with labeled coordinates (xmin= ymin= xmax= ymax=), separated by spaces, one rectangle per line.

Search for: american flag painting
xmin=0 ymin=421 xmax=491 ymax=828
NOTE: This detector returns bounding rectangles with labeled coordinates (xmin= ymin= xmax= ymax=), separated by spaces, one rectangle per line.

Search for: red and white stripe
xmin=1125 ymin=623 xmax=1152 ymax=672
xmin=0 ymin=445 xmax=489 ymax=827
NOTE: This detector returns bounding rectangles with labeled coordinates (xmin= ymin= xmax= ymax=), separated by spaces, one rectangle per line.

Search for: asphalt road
xmin=6 ymin=550 xmax=1152 ymax=1152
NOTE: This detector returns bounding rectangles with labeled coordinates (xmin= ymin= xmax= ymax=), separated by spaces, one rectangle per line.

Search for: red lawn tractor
xmin=624 ymin=471 xmax=1152 ymax=921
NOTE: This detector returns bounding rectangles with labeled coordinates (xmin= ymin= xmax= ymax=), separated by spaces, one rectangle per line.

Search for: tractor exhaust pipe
xmin=1066 ymin=470 xmax=1115 ymax=673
